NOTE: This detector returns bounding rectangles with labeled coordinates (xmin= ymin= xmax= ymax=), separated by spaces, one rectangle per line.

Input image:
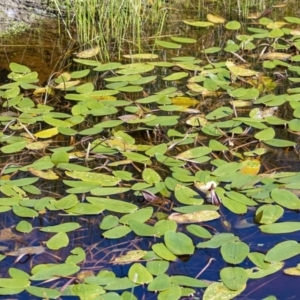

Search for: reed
xmin=53 ymin=0 xmax=167 ymax=61
xmin=53 ymin=0 xmax=271 ymax=61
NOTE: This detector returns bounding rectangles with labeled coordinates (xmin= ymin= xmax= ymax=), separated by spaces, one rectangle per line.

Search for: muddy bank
xmin=0 ymin=1 xmax=72 ymax=83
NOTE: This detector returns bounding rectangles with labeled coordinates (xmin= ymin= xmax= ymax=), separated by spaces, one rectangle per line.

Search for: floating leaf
xmin=128 ymin=263 xmax=153 ymax=284
xmin=155 ymin=40 xmax=181 ymax=49
xmin=26 ymin=286 xmax=61 ymax=299
xmin=112 ymin=250 xmax=147 ymax=265
xmin=142 ymin=168 xmax=161 ymax=184
xmin=75 ymin=46 xmax=100 ymax=58
xmin=197 ymin=233 xmax=239 ymax=248
xmin=221 ymin=241 xmax=249 ymax=264
xmin=100 ymin=215 xmax=119 ymax=230
xmin=157 ymin=284 xmax=182 ymax=300
xmin=170 ymin=276 xmax=208 ymax=288
xmin=30 ymin=263 xmax=80 ymax=281
xmin=203 ymin=282 xmax=245 ymax=300
xmin=265 ymin=240 xmax=300 ymax=263
xmin=225 ymin=21 xmax=241 ymax=30
xmin=34 ymin=127 xmax=59 ymax=138
xmin=183 ymin=20 xmax=214 ymax=27
xmin=10 ymin=62 xmax=31 ymax=73
xmin=54 ymin=194 xmax=78 ymax=210
xmin=146 ymin=260 xmax=169 ymax=276
xmin=164 ymin=231 xmax=194 ymax=255
xmin=202 ymin=47 xmax=222 ymax=54
xmin=260 ymin=222 xmax=300 ymax=234
xmin=120 ymin=207 xmax=153 ymax=225
xmin=254 ymin=127 xmax=275 ymax=141
xmin=263 ymin=139 xmax=296 ymax=147
xmin=102 ymin=225 xmax=132 ymax=239
xmin=246 ymin=262 xmax=283 ymax=279
xmin=207 ymin=13 xmax=226 ymax=24
xmin=123 ymin=53 xmax=158 ymax=59
xmin=128 ymin=220 xmax=158 ymax=237
xmin=65 ymin=171 xmax=120 ymax=186
xmin=16 ymin=221 xmax=32 ymax=233
xmin=170 ymin=37 xmax=196 ymax=44
xmin=226 ymin=60 xmax=257 ymax=77
xmin=40 ymin=222 xmax=80 ymax=233
xmin=284 ymin=17 xmax=300 ymax=24
xmin=46 ymin=232 xmax=69 ymax=250
xmin=271 ymin=189 xmax=300 ymax=210
xmin=0 ymin=278 xmax=29 ymax=289
xmin=87 ymin=197 xmax=138 ymax=213
xmin=186 ymin=224 xmax=212 ymax=238
xmin=28 ymin=168 xmax=59 ymax=180
xmin=152 ymin=243 xmax=177 ymax=261
xmin=12 ymin=205 xmax=38 ymax=218
xmin=105 ymin=277 xmax=137 ymax=291
xmin=168 ymin=211 xmax=220 ymax=223
xmin=148 ymin=274 xmax=171 ymax=292
xmin=220 ymin=267 xmax=248 ymax=291
xmin=1 ymin=141 xmax=27 ymax=154
xmin=176 ymin=146 xmax=211 ymax=160
xmin=163 ymin=72 xmax=189 ymax=81
xmin=284 ymin=266 xmax=300 ymax=276
xmin=240 ymin=159 xmax=261 ymax=175
xmin=174 ymin=184 xmax=203 ymax=205
xmin=255 ymin=204 xmax=284 ymax=225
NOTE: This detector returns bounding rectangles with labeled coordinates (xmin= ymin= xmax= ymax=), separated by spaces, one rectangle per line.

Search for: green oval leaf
xmin=221 ymin=241 xmax=250 ymax=264
xmin=265 ymin=240 xmax=300 ymax=263
xmin=260 ymin=222 xmax=300 ymax=234
xmin=164 ymin=231 xmax=194 ymax=255
xmin=220 ymin=267 xmax=248 ymax=291
xmin=40 ymin=222 xmax=81 ymax=233
xmin=225 ymin=21 xmax=241 ymax=30
xmin=128 ymin=263 xmax=153 ymax=284
xmin=271 ymin=189 xmax=300 ymax=210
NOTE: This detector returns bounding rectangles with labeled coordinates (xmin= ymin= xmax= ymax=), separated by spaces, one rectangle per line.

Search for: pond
xmin=1 ymin=0 xmax=300 ymax=299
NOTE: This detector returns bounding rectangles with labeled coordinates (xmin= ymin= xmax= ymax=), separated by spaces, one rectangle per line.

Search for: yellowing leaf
xmin=266 ymin=21 xmax=287 ymax=29
xmin=33 ymin=86 xmax=54 ymax=95
xmin=203 ymin=282 xmax=245 ymax=300
xmin=226 ymin=60 xmax=258 ymax=77
xmin=168 ymin=211 xmax=220 ymax=223
xmin=284 ymin=267 xmax=300 ymax=276
xmin=55 ymin=80 xmax=81 ymax=90
xmin=111 ymin=250 xmax=147 ymax=264
xmin=107 ymin=138 xmax=138 ymax=151
xmin=26 ymin=141 xmax=51 ymax=150
xmin=65 ymin=171 xmax=121 ymax=186
xmin=123 ymin=53 xmax=158 ymax=59
xmin=28 ymin=168 xmax=59 ymax=180
xmin=34 ymin=127 xmax=59 ymax=138
xmin=260 ymin=52 xmax=292 ymax=60
xmin=75 ymin=46 xmax=100 ymax=58
xmin=290 ymin=29 xmax=300 ymax=36
xmin=183 ymin=20 xmax=214 ymax=27
xmin=240 ymin=159 xmax=261 ymax=175
xmin=186 ymin=83 xmax=208 ymax=93
xmin=171 ymin=96 xmax=199 ymax=107
xmin=206 ymin=13 xmax=226 ymax=24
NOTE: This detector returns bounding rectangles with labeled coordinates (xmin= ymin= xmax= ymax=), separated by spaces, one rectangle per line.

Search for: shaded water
xmin=2 ymin=1 xmax=300 ymax=299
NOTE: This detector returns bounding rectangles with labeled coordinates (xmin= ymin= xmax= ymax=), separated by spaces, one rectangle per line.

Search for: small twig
xmin=195 ymin=258 xmax=215 ymax=278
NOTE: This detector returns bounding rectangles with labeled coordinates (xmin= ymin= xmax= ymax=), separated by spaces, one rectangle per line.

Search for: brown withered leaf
xmin=6 ymin=245 xmax=45 ymax=256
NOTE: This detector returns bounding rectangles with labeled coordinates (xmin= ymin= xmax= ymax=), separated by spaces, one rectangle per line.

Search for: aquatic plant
xmin=2 ymin=4 xmax=300 ymax=299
